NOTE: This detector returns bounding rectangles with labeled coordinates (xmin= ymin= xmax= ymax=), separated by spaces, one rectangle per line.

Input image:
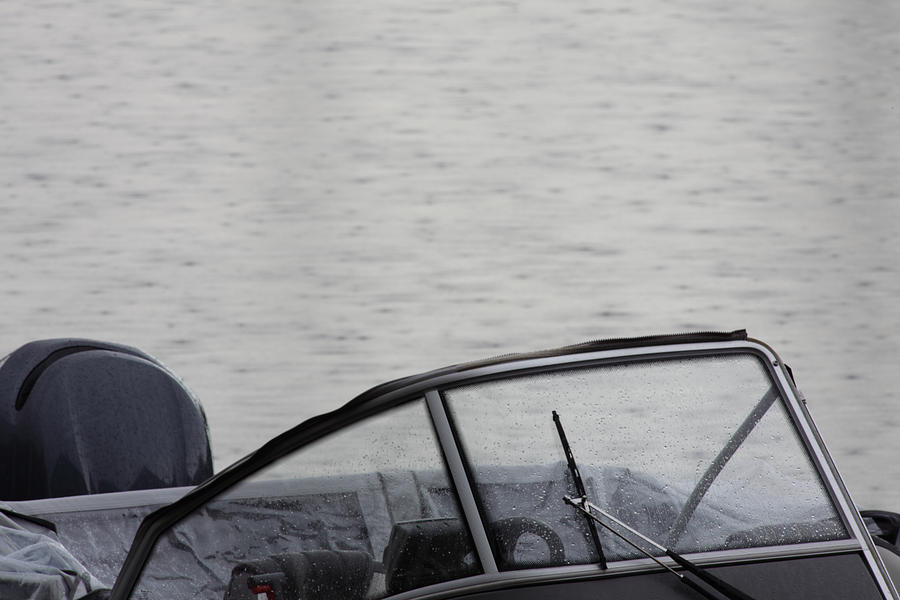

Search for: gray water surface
xmin=2 ymin=0 xmax=899 ymax=508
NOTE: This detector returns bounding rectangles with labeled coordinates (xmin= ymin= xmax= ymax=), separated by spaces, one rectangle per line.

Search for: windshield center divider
xmin=425 ymin=389 xmax=499 ymax=573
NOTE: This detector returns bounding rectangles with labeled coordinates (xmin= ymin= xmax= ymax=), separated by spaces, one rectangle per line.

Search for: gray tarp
xmin=0 ymin=508 xmax=107 ymax=600
xmin=2 ymin=464 xmax=844 ymax=600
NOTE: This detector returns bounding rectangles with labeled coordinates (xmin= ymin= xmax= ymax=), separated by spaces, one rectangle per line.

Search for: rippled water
xmin=2 ymin=0 xmax=899 ymax=508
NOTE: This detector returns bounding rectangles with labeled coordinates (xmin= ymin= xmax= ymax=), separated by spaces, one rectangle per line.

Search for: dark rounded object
xmin=383 ymin=518 xmax=479 ymax=595
xmin=491 ymin=516 xmax=566 ymax=569
xmin=0 ymin=338 xmax=213 ymax=501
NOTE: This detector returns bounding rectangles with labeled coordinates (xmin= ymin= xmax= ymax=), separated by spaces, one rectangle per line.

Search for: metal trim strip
xmin=762 ymin=345 xmax=900 ymax=599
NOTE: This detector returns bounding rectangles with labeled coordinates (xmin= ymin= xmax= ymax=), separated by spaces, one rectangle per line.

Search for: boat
xmin=2 ymin=331 xmax=900 ymax=599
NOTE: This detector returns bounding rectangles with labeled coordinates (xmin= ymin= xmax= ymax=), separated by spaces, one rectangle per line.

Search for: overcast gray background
xmin=2 ymin=0 xmax=899 ymax=508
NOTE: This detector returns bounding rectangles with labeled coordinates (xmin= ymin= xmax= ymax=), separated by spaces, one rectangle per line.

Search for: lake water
xmin=1 ymin=0 xmax=899 ymax=508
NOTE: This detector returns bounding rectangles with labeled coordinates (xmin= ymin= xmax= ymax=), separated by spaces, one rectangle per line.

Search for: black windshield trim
xmin=345 ymin=331 xmax=747 ymax=411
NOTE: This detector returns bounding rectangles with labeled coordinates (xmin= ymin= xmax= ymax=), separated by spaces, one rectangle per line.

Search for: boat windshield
xmin=444 ymin=353 xmax=847 ymax=565
xmin=120 ymin=351 xmax=848 ymax=599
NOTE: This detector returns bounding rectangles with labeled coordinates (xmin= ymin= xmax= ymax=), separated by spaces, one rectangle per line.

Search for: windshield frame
xmin=109 ymin=336 xmax=895 ymax=600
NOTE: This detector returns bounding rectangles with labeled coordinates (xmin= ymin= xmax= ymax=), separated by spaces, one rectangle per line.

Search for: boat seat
xmin=224 ymin=550 xmax=373 ymax=600
xmin=861 ymin=509 xmax=900 ymax=549
xmin=382 ymin=518 xmax=478 ymax=595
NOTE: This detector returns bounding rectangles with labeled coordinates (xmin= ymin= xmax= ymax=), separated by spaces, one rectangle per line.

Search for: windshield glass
xmin=127 ymin=398 xmax=478 ymax=600
xmin=443 ymin=353 xmax=846 ymax=567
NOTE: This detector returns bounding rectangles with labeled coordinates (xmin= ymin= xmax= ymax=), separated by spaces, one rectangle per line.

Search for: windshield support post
xmin=426 ymin=390 xmax=499 ymax=573
xmin=666 ymin=387 xmax=779 ymax=547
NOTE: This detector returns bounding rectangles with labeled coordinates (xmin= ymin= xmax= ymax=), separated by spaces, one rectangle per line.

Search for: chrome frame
xmin=760 ymin=339 xmax=899 ymax=599
xmin=400 ymin=339 xmax=898 ymax=599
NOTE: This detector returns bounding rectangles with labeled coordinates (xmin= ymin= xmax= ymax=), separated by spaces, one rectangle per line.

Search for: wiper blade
xmin=564 ymin=495 xmax=758 ymax=600
xmin=553 ymin=410 xmax=607 ymax=569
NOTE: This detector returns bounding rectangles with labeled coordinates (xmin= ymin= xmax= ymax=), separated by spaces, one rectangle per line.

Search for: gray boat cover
xmin=0 ymin=508 xmax=107 ymax=600
xmin=1 ymin=464 xmax=845 ymax=600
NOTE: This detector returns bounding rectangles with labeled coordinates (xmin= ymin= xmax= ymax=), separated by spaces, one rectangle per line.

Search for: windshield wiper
xmin=553 ymin=410 xmax=607 ymax=569
xmin=552 ymin=411 xmax=758 ymax=600
xmin=564 ymin=495 xmax=756 ymax=600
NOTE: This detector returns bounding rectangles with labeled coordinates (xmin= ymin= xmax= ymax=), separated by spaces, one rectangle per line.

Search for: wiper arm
xmin=563 ymin=495 xmax=758 ymax=600
xmin=552 ymin=411 xmax=757 ymax=600
xmin=553 ymin=410 xmax=607 ymax=569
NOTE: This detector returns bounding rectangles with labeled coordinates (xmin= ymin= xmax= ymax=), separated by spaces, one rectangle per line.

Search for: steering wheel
xmin=490 ymin=516 xmax=565 ymax=569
